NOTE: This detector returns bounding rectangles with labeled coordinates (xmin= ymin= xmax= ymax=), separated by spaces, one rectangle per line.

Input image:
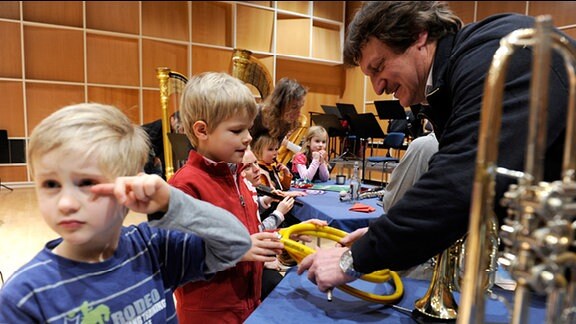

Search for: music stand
xmin=0 ymin=178 xmax=13 ymax=191
xmin=348 ymin=113 xmax=386 ymax=184
xmin=335 ymin=103 xmax=359 ymax=120
xmin=374 ymin=100 xmax=406 ymax=120
xmin=334 ymin=103 xmax=361 ymax=160
xmin=310 ymin=114 xmax=347 ymax=137
xmin=321 ymin=105 xmax=342 ymax=119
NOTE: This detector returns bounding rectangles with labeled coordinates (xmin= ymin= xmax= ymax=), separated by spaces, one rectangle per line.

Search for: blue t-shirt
xmin=0 ymin=224 xmax=206 ymax=323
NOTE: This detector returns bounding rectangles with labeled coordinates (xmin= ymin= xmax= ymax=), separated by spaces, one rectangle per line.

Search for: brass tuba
xmin=231 ymin=48 xmax=273 ymax=100
xmin=231 ymin=48 xmax=308 ymax=164
xmin=458 ymin=15 xmax=576 ymax=323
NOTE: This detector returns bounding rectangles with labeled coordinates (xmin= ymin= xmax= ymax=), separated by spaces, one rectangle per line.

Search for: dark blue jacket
xmin=353 ymin=14 xmax=570 ymax=271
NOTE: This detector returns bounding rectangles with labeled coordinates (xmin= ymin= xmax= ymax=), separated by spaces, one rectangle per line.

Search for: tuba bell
xmin=231 ymin=48 xmax=273 ymax=100
xmin=231 ymin=49 xmax=308 ymax=164
xmin=458 ymin=15 xmax=576 ymax=324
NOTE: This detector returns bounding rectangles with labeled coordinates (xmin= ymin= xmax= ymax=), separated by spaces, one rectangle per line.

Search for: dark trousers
xmin=261 ymin=268 xmax=283 ymax=301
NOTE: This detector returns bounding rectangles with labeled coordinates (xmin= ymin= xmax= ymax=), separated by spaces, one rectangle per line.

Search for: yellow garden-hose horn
xmin=277 ymin=223 xmax=404 ymax=304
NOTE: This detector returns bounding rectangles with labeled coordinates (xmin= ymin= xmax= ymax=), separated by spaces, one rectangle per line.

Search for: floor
xmin=0 ymin=187 xmax=146 ymax=284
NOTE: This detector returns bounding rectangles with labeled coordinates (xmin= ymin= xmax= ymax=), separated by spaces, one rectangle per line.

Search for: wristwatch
xmin=339 ymin=248 xmax=364 ymax=279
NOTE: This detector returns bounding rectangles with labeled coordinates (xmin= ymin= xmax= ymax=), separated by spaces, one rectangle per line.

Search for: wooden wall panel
xmin=142 ymin=89 xmax=162 ymax=124
xmin=276 ymin=59 xmax=344 ymax=93
xmin=191 ymin=46 xmax=233 ymax=75
xmin=0 ymin=1 xmax=20 ymax=20
xmin=0 ymin=166 xmax=28 ymax=182
xmin=529 ymin=1 xmax=576 ymax=27
xmin=0 ymin=82 xmax=25 ymax=137
xmin=142 ymin=39 xmax=189 ymax=88
xmin=26 ymin=83 xmax=85 ymax=133
xmin=142 ymin=1 xmax=189 ymax=41
xmin=22 ymin=1 xmax=83 ymax=27
xmin=236 ymin=5 xmax=274 ymax=53
xmin=314 ymin=1 xmax=344 ymax=21
xmin=244 ymin=1 xmax=271 ymax=8
xmin=476 ymin=1 xmax=527 ymax=20
xmin=86 ymin=1 xmax=140 ymax=34
xmin=312 ymin=22 xmax=341 ymax=61
xmin=277 ymin=1 xmax=310 ymax=15
xmin=0 ymin=21 xmax=22 ymax=78
xmin=446 ymin=1 xmax=476 ymax=25
xmin=277 ymin=16 xmax=311 ymax=57
xmin=191 ymin=2 xmax=232 ymax=47
xmin=86 ymin=34 xmax=139 ymax=86
xmin=340 ymin=67 xmax=366 ymax=112
xmin=87 ymin=87 xmax=140 ymax=124
xmin=24 ymin=26 xmax=84 ymax=82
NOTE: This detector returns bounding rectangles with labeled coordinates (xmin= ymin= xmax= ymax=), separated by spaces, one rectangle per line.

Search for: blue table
xmin=245 ymin=268 xmax=546 ymax=324
xmin=291 ymin=183 xmax=382 ymax=232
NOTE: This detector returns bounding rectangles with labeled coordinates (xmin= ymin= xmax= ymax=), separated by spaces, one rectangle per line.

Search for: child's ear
xmin=193 ymin=121 xmax=208 ymax=141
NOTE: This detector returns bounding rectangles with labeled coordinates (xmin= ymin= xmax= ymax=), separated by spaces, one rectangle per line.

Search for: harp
xmin=231 ymin=49 xmax=307 ymax=164
xmin=156 ymin=67 xmax=189 ymax=180
xmin=276 ymin=113 xmax=307 ymax=165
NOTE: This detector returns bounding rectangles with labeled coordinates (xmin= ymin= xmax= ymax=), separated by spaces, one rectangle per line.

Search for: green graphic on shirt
xmin=67 ymin=301 xmax=111 ymax=324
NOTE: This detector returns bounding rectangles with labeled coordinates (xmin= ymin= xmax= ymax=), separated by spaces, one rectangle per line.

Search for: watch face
xmin=340 ymin=250 xmax=353 ymax=269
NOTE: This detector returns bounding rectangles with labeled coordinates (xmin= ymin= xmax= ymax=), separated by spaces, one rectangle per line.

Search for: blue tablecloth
xmin=245 ymin=268 xmax=546 ymax=324
xmin=291 ymin=184 xmax=382 ymax=232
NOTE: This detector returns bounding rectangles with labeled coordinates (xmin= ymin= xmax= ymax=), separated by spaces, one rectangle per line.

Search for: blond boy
xmin=166 ymin=72 xmax=284 ymax=323
xmin=0 ymin=103 xmax=250 ymax=323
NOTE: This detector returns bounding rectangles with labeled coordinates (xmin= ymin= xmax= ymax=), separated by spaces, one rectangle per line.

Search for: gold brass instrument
xmin=414 ymin=240 xmax=461 ymax=320
xmin=156 ymin=67 xmax=188 ymax=180
xmin=457 ymin=15 xmax=576 ymax=323
xmin=231 ymin=49 xmax=273 ymax=100
xmin=414 ymin=226 xmax=499 ymax=320
xmin=278 ymin=223 xmax=404 ymax=304
xmin=231 ymin=49 xmax=308 ymax=164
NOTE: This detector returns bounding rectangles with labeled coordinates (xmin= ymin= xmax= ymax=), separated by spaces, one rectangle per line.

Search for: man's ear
xmin=193 ymin=121 xmax=208 ymax=141
xmin=416 ymin=31 xmax=429 ymax=48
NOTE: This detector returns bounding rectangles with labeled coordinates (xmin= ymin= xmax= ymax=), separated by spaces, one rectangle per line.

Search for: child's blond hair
xmin=300 ymin=125 xmax=328 ymax=156
xmin=250 ymin=134 xmax=279 ymax=161
xmin=27 ymin=103 xmax=150 ymax=179
xmin=179 ymin=72 xmax=258 ymax=147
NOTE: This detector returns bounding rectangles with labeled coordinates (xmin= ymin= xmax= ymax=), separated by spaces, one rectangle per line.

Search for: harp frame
xmin=156 ymin=67 xmax=188 ymax=180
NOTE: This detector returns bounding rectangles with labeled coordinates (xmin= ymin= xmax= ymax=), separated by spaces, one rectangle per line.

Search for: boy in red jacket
xmin=167 ymin=72 xmax=284 ymax=323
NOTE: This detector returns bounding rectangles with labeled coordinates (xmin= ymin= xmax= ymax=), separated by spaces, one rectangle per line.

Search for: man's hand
xmin=297 ymin=246 xmax=356 ymax=292
xmin=339 ymin=227 xmax=368 ymax=247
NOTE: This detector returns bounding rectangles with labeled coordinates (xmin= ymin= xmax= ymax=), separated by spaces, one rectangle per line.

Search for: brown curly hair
xmin=260 ymin=77 xmax=308 ymax=140
xmin=344 ymin=1 xmax=462 ymax=67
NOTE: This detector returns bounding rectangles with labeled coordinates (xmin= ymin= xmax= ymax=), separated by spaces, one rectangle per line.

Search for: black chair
xmin=366 ymin=132 xmax=405 ymax=185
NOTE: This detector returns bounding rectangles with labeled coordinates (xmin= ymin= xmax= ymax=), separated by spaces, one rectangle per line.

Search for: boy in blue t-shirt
xmin=0 ymin=103 xmax=251 ymax=323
